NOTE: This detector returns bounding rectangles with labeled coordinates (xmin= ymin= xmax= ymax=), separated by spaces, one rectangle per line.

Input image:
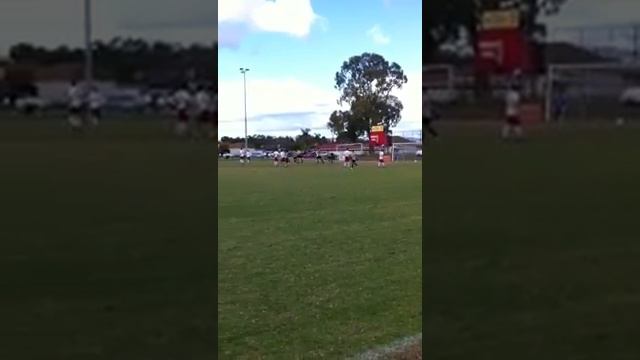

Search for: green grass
xmin=218 ymin=160 xmax=422 ymax=358
xmin=0 ymin=118 xmax=216 ymax=359
xmin=424 ymin=122 xmax=640 ymax=359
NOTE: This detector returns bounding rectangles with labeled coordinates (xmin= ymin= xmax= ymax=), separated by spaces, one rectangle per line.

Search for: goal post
xmin=545 ymin=62 xmax=640 ymax=123
xmin=423 ymin=64 xmax=458 ymax=103
xmin=391 ymin=142 xmax=422 ymax=162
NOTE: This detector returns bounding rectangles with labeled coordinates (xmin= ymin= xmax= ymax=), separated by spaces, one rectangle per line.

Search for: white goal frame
xmin=545 ymin=62 xmax=640 ymax=122
xmin=336 ymin=143 xmax=364 ymax=154
xmin=391 ymin=142 xmax=422 ymax=162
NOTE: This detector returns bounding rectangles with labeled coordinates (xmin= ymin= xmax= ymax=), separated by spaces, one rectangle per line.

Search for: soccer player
xmin=378 ymin=148 xmax=386 ymax=168
xmin=327 ymin=152 xmax=336 ymax=164
xmin=295 ymin=151 xmax=305 ymax=164
xmin=173 ymin=84 xmax=192 ymax=136
xmin=343 ymin=149 xmax=352 ymax=168
xmin=245 ymin=148 xmax=252 ymax=163
xmin=502 ymin=84 xmax=524 ymax=140
xmin=280 ymin=149 xmax=288 ymax=167
xmin=239 ymin=148 xmax=246 ymax=164
xmin=272 ymin=150 xmax=280 ymax=167
xmin=195 ymin=85 xmax=212 ymax=138
xmin=88 ymin=86 xmax=104 ymax=127
xmin=423 ymin=91 xmax=439 ymax=139
xmin=351 ymin=152 xmax=358 ymax=167
xmin=67 ymin=81 xmax=83 ymax=131
xmin=315 ymin=150 xmax=324 ymax=164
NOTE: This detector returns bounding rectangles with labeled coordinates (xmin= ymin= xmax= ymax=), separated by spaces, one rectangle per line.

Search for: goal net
xmin=546 ymin=63 xmax=640 ymax=123
xmin=391 ymin=142 xmax=422 ymax=162
xmin=336 ymin=143 xmax=364 ymax=159
xmin=424 ymin=64 xmax=458 ymax=103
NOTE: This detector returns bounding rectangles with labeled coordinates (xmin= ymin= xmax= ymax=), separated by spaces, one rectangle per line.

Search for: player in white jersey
xmin=245 ymin=149 xmax=252 ymax=163
xmin=377 ymin=148 xmax=386 ymax=167
xmin=239 ymin=148 xmax=246 ymax=164
xmin=272 ymin=150 xmax=280 ymax=167
xmin=279 ymin=150 xmax=288 ymax=167
xmin=343 ymin=149 xmax=352 ymax=168
xmin=195 ymin=85 xmax=213 ymax=138
xmin=67 ymin=81 xmax=84 ymax=130
xmin=173 ymin=85 xmax=192 ymax=136
xmin=502 ymin=84 xmax=524 ymax=140
xmin=88 ymin=86 xmax=104 ymax=127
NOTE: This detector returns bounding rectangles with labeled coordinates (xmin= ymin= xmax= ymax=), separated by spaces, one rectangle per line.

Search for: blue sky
xmin=218 ymin=0 xmax=422 ymax=138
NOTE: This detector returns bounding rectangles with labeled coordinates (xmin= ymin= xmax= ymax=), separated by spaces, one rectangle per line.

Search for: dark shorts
xmin=178 ymin=109 xmax=189 ymax=122
xmin=69 ymin=106 xmax=81 ymax=115
xmin=379 ymin=159 xmax=385 ymax=163
xmin=199 ymin=111 xmax=211 ymax=123
xmin=506 ymin=115 xmax=520 ymax=125
xmin=240 ymin=156 xmax=245 ymax=160
xmin=91 ymin=108 xmax=101 ymax=119
xmin=344 ymin=156 xmax=351 ymax=162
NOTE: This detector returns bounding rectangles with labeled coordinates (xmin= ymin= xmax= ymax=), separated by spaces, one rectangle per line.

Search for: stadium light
xmin=240 ymin=67 xmax=250 ymax=150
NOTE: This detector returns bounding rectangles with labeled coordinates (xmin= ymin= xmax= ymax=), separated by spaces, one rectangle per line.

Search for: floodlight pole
xmin=240 ymin=68 xmax=250 ymax=150
xmin=84 ymin=0 xmax=93 ymax=89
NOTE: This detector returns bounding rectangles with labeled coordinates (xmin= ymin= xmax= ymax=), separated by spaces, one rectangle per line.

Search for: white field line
xmin=350 ymin=333 xmax=422 ymax=360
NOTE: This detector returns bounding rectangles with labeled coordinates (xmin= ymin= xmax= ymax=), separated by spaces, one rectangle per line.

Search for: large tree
xmin=329 ymin=53 xmax=407 ymax=142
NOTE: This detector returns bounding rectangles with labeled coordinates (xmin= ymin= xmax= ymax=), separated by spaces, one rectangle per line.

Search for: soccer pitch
xmin=424 ymin=122 xmax=640 ymax=359
xmin=0 ymin=117 xmax=216 ymax=359
xmin=218 ymin=159 xmax=423 ymax=358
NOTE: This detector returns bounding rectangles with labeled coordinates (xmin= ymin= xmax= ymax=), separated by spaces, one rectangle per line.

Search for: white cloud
xmin=367 ymin=24 xmax=391 ymax=45
xmin=217 ymin=77 xmax=341 ymax=137
xmin=218 ymin=70 xmax=422 ymax=138
xmin=218 ymin=0 xmax=323 ymax=47
xmin=392 ymin=70 xmax=422 ymax=131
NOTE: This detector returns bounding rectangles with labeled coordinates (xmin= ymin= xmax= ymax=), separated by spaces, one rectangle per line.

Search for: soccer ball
xmin=616 ymin=118 xmax=625 ymax=126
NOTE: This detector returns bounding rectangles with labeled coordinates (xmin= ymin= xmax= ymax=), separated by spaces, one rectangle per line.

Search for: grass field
xmin=424 ymin=122 xmax=640 ymax=359
xmin=218 ymin=158 xmax=423 ymax=358
xmin=0 ymin=117 xmax=216 ymax=359
xmin=5 ymin=114 xmax=639 ymax=359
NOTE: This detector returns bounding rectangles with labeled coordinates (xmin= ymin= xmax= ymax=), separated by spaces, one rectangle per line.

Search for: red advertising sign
xmin=475 ymin=29 xmax=534 ymax=74
xmin=369 ymin=125 xmax=387 ymax=147
xmin=475 ymin=10 xmax=535 ymax=75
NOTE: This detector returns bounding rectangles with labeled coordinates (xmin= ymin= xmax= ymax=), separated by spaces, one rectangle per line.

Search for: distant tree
xmin=329 ymin=53 xmax=407 ymax=142
xmin=7 ymin=38 xmax=217 ymax=86
xmin=295 ymin=128 xmax=315 ymax=150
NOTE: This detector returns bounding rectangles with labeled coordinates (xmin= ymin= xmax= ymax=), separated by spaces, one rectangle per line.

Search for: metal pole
xmin=82 ymin=0 xmax=94 ymax=125
xmin=240 ymin=68 xmax=249 ymax=150
xmin=633 ymin=25 xmax=639 ymax=61
xmin=84 ymin=0 xmax=93 ymax=88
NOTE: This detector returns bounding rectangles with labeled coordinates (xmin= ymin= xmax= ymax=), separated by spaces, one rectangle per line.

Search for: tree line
xmin=218 ymin=128 xmax=331 ymax=152
xmin=6 ymin=38 xmax=217 ymax=86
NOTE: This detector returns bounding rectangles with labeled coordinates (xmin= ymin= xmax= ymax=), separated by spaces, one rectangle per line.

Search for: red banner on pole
xmin=369 ymin=125 xmax=387 ymax=147
xmin=475 ymin=29 xmax=534 ymax=74
xmin=474 ymin=9 xmax=535 ymax=75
